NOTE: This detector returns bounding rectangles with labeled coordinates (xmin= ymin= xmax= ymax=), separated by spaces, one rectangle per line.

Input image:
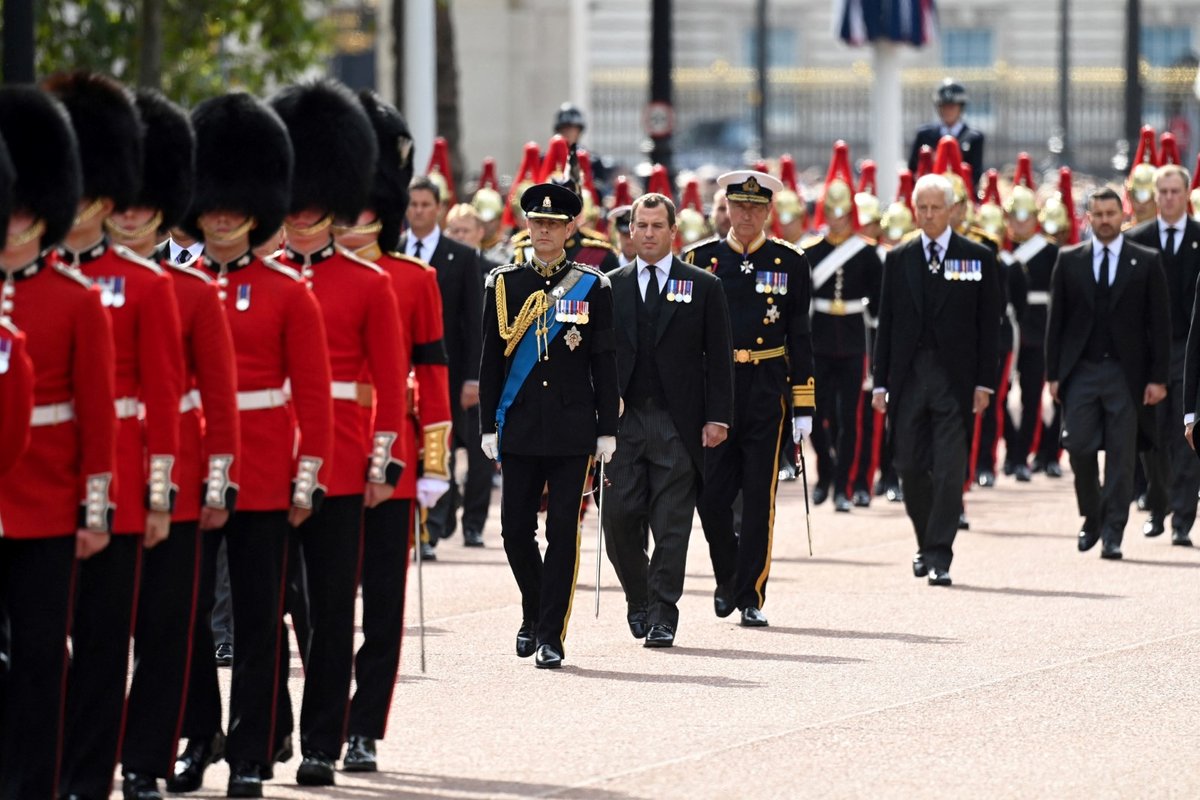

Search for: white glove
xmin=481 ymin=433 xmax=499 ymax=460
xmin=416 ymin=477 xmax=450 ymax=509
xmin=792 ymin=416 xmax=813 ymax=443
xmin=595 ymin=436 xmax=617 ymax=464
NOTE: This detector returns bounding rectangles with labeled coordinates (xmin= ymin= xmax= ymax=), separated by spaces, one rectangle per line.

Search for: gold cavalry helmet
xmin=1005 ymin=185 xmax=1038 ymax=222
xmin=1192 ymin=187 xmax=1200 ymax=220
xmin=855 ymin=192 xmax=881 ymax=226
xmin=472 ymin=187 xmax=503 ymax=222
xmin=881 ymin=201 xmax=914 ymax=241
xmin=1128 ymin=162 xmax=1156 ymax=204
xmin=774 ymin=189 xmax=803 ymax=224
xmin=677 ymin=207 xmax=708 ymax=245
xmin=1039 ymin=194 xmax=1070 ymax=236
xmin=976 ymin=203 xmax=1005 ymax=240
xmin=427 ymin=170 xmax=450 ymax=203
xmin=824 ymin=179 xmax=853 ymax=219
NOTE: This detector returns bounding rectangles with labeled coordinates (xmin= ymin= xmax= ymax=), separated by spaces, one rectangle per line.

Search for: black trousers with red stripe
xmin=812 ymin=354 xmax=866 ymax=496
xmin=122 ymin=521 xmax=202 ymax=779
xmin=0 ymin=535 xmax=76 ymax=800
xmin=60 ymin=534 xmax=142 ymax=799
xmin=975 ymin=350 xmax=1015 ymax=474
xmin=348 ymin=498 xmax=412 ymax=740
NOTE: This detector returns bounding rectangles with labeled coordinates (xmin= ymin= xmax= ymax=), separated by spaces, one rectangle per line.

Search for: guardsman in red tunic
xmin=170 ymin=92 xmax=334 ymax=799
xmin=0 ymin=86 xmax=117 ymax=800
xmin=269 ymin=79 xmax=410 ymax=787
xmin=104 ymin=88 xmax=242 ymax=800
xmin=335 ymin=89 xmax=453 ymax=773
xmin=0 ymin=132 xmax=35 ymax=491
xmin=45 ymin=71 xmax=187 ymax=800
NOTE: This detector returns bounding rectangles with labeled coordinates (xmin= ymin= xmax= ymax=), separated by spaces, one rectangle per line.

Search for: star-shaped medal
xmin=765 ymin=305 xmax=780 ymax=323
xmin=564 ymin=325 xmax=583 ymax=351
xmin=740 ymin=259 xmax=754 ymax=275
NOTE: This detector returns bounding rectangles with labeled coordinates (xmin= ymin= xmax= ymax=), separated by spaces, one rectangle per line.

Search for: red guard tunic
xmin=0 ymin=319 xmax=34 ymax=478
xmin=278 ymin=244 xmax=409 ymax=497
xmin=0 ymin=257 xmax=117 ymax=536
xmin=163 ymin=260 xmax=241 ymax=520
xmin=364 ymin=249 xmax=452 ymax=495
xmin=68 ymin=242 xmax=184 ymax=533
xmin=200 ymin=253 xmax=334 ymax=509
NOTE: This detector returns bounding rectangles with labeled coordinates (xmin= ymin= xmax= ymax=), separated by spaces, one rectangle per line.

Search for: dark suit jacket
xmin=399 ymin=232 xmax=484 ymax=395
xmin=1126 ymin=217 xmax=1200 ymax=343
xmin=908 ymin=123 xmax=985 ymax=191
xmin=608 ymin=258 xmax=734 ymax=471
xmin=1045 ymin=239 xmax=1170 ymax=448
xmin=873 ymin=231 xmax=1001 ymax=438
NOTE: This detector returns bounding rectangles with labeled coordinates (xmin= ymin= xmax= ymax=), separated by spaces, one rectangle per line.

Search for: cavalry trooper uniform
xmin=0 ymin=86 xmax=118 ymax=800
xmin=114 ymin=89 xmax=242 ymax=800
xmin=803 ymin=186 xmax=882 ymax=512
xmin=340 ymin=89 xmax=453 ymax=772
xmin=173 ymin=92 xmax=335 ymax=798
xmin=46 ymin=72 xmax=187 ymax=800
xmin=685 ymin=171 xmax=816 ymax=626
xmin=480 ymin=183 xmax=619 ymax=669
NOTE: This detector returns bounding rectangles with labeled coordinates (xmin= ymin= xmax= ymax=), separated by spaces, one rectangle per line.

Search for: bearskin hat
xmin=357 ymin=89 xmax=414 ymax=252
xmin=270 ymin=79 xmax=377 ymax=223
xmin=43 ymin=71 xmax=142 ymax=212
xmin=133 ymin=89 xmax=195 ymax=233
xmin=0 ymin=87 xmax=83 ymax=249
xmin=186 ymin=92 xmax=293 ymax=249
xmin=0 ymin=131 xmax=13 ymax=242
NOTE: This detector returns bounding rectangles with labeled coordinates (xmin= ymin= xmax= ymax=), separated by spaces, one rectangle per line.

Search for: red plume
xmin=680 ymin=177 xmax=704 ymax=213
xmin=980 ymin=169 xmax=1002 ymax=206
xmin=425 ymin=136 xmax=458 ymax=205
xmin=1159 ymin=132 xmax=1181 ymax=166
xmin=752 ymin=159 xmax=769 ymax=175
xmin=1059 ymin=166 xmax=1080 ymax=245
xmin=932 ymin=135 xmax=964 ymax=177
xmin=779 ymin=155 xmax=798 ymax=192
xmin=477 ymin=157 xmax=499 ymax=192
xmin=812 ymin=140 xmax=860 ymax=231
xmin=502 ymin=141 xmax=541 ymax=228
xmin=612 ymin=175 xmax=635 ymax=209
xmin=958 ymin=162 xmax=977 ymax=205
xmin=896 ymin=169 xmax=915 ymax=214
xmin=857 ymin=160 xmax=878 ymax=195
xmin=537 ymin=135 xmax=570 ymax=183
xmin=1131 ymin=124 xmax=1159 ymax=169
xmin=577 ymin=149 xmax=599 ymax=206
xmin=647 ymin=163 xmax=673 ymax=201
xmin=1013 ymin=152 xmax=1037 ymax=191
xmin=915 ymin=145 xmax=934 ymax=178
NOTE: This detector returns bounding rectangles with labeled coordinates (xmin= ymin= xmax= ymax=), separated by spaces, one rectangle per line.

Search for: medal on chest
xmin=555 ymin=299 xmax=589 ymax=325
xmin=97 ymin=276 xmax=127 ymax=308
xmin=755 ymin=271 xmax=788 ymax=295
xmin=740 ymin=258 xmax=754 ymax=275
xmin=564 ymin=325 xmax=583 ymax=351
xmin=236 ymin=284 xmax=252 ymax=311
xmin=665 ymin=279 xmax=693 ymax=303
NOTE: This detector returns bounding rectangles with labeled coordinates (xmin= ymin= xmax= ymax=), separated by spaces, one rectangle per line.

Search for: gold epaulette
xmin=968 ymin=225 xmax=1002 ymax=248
xmin=792 ymin=377 xmax=816 ymax=409
xmin=799 ymin=235 xmax=825 ymax=250
xmin=385 ymin=250 xmax=432 ymax=269
xmin=901 ymin=229 xmax=923 ymax=243
xmin=509 ymin=229 xmax=531 ymax=245
xmin=422 ymin=422 xmax=452 ymax=481
xmin=769 ymin=237 xmax=805 ymax=256
xmin=334 ymin=245 xmax=384 ymax=274
xmin=579 ymin=237 xmax=615 ymax=252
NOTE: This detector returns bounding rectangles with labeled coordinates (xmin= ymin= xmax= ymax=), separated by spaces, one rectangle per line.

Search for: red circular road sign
xmin=643 ymin=102 xmax=675 ymax=138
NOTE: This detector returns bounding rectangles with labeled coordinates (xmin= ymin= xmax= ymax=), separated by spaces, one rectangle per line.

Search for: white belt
xmin=31 ymin=401 xmax=75 ymax=427
xmin=180 ymin=389 xmax=202 ymax=414
xmin=237 ymin=386 xmax=289 ymax=411
xmin=331 ymin=381 xmax=362 ymax=402
xmin=115 ymin=396 xmax=141 ymax=420
xmin=1027 ymin=291 xmax=1050 ymax=306
xmin=813 ymin=298 xmax=866 ymax=315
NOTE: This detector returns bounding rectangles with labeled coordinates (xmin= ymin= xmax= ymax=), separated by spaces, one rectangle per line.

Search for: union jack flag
xmin=835 ymin=0 xmax=938 ymax=47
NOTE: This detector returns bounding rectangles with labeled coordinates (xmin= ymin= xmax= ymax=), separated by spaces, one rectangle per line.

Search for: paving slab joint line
xmin=537 ymin=626 xmax=1200 ymax=798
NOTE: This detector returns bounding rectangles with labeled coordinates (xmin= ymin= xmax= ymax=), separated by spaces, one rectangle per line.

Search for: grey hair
xmin=913 ymin=173 xmax=955 ymax=206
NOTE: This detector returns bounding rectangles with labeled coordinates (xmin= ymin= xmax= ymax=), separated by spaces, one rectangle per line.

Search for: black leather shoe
xmin=274 ymin=735 xmax=293 ymax=764
xmin=1143 ymin=516 xmax=1166 ymax=537
xmin=296 ymin=754 xmax=335 ymax=786
xmin=1136 ymin=493 xmax=1149 ymax=512
xmin=214 ymin=642 xmax=233 ymax=667
xmin=873 ymin=479 xmax=887 ymax=497
xmin=419 ymin=541 xmax=437 ymax=561
xmin=534 ymin=644 xmax=563 ymax=668
xmin=1078 ymin=517 xmax=1101 ymax=552
xmin=626 ymin=607 xmax=648 ymax=639
xmin=1014 ymin=465 xmax=1032 ymax=482
xmin=740 ymin=607 xmax=769 ymax=627
xmin=1044 ymin=462 xmax=1063 ymax=478
xmin=887 ymin=484 xmax=904 ymax=502
xmin=927 ymin=568 xmax=952 ymax=586
xmin=515 ymin=622 xmax=536 ymax=658
xmin=226 ymin=761 xmax=266 ymax=798
xmin=1030 ymin=458 xmax=1046 ymax=473
xmin=342 ymin=735 xmax=377 ymax=772
xmin=976 ymin=469 xmax=996 ymax=488
xmin=958 ymin=513 xmax=970 ymax=531
xmin=1172 ymin=528 xmax=1194 ymax=546
xmin=912 ymin=555 xmax=928 ymax=578
xmin=643 ymin=624 xmax=675 ymax=647
xmin=122 ymin=772 xmax=163 ymax=800
xmin=812 ymin=485 xmax=829 ymax=505
xmin=463 ymin=528 xmax=484 ymax=547
xmin=1003 ymin=461 xmax=1017 ymax=476
xmin=834 ymin=493 xmax=852 ymax=512
xmin=713 ymin=583 xmax=736 ymax=618
xmin=1100 ymin=541 xmax=1123 ymax=560
xmin=852 ymin=489 xmax=871 ymax=507
xmin=167 ymin=731 xmax=226 ymax=793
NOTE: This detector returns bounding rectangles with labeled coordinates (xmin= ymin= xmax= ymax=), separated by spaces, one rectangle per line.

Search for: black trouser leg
xmin=731 ymin=392 xmax=788 ymax=610
xmin=348 ymin=498 xmax=411 ymax=740
xmin=812 ymin=356 xmax=836 ymax=489
xmin=297 ymin=495 xmax=363 ymax=759
xmin=1015 ymin=346 xmax=1044 ymax=463
xmin=0 ymin=536 xmax=76 ymax=800
xmin=853 ymin=383 xmax=876 ymax=495
xmin=123 ymin=522 xmax=202 ymax=778
xmin=537 ymin=455 xmax=591 ymax=653
xmin=831 ymin=355 xmax=864 ymax=495
xmin=285 ymin=530 xmax=310 ymax=666
xmin=499 ymin=454 xmax=548 ymax=626
xmin=976 ymin=351 xmax=1010 ymax=473
xmin=60 ymin=535 xmax=142 ymax=799
xmin=697 ymin=428 xmax=742 ymax=590
xmin=603 ymin=407 xmax=652 ymax=612
xmin=1064 ymin=360 xmax=1136 ymax=540
xmin=212 ymin=538 xmax=234 ymax=647
xmin=224 ymin=511 xmax=289 ymax=767
xmin=461 ymin=404 xmax=493 ymax=536
xmin=177 ymin=529 xmax=224 ymax=742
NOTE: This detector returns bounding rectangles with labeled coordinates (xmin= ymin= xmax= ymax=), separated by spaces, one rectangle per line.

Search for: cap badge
xmin=744 ymin=177 xmax=760 ymax=194
xmin=543 ymin=195 xmax=553 ymax=208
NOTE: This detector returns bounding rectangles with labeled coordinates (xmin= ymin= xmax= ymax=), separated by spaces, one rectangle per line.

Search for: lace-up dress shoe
xmin=852 ymin=489 xmax=871 ymax=507
xmin=296 ymin=754 xmax=335 ymax=786
xmin=226 ymin=761 xmax=267 ymax=798
xmin=534 ymin=644 xmax=563 ymax=668
xmin=740 ymin=607 xmax=769 ymax=627
xmin=912 ymin=555 xmax=928 ymax=578
xmin=626 ymin=607 xmax=648 ymax=639
xmin=515 ymin=622 xmax=536 ymax=658
xmin=342 ymin=735 xmax=377 ymax=772
xmin=927 ymin=568 xmax=952 ymax=586
xmin=1172 ymin=528 xmax=1194 ymax=547
xmin=643 ymin=624 xmax=675 ymax=647
xmin=833 ymin=493 xmax=852 ymax=512
xmin=166 ymin=732 xmax=225 ymax=793
xmin=713 ymin=584 xmax=736 ymax=618
xmin=122 ymin=772 xmax=163 ymax=800
xmin=1100 ymin=541 xmax=1123 ymax=560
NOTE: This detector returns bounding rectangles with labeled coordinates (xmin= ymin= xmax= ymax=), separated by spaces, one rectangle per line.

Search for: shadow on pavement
xmin=950 ymin=585 xmax=1123 ymax=600
xmin=668 ymin=646 xmax=865 ymax=665
xmin=1118 ymin=558 xmax=1200 ymax=569
xmin=764 ymin=626 xmax=956 ymax=645
xmin=328 ymin=770 xmax=641 ymax=799
xmin=564 ymin=666 xmax=763 ymax=688
xmin=770 ymin=557 xmax=890 ymax=566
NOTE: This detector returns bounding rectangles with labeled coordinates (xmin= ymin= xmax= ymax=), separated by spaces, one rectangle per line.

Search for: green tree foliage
xmin=36 ymin=0 xmax=333 ymax=104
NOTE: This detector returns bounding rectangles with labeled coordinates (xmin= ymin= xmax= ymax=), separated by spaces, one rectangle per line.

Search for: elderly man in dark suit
xmin=908 ymin=80 xmax=984 ymax=193
xmin=1046 ymin=187 xmax=1170 ymax=560
xmin=872 ymin=173 xmax=1001 ymax=586
xmin=602 ymin=193 xmax=734 ymax=648
xmin=1127 ymin=165 xmax=1200 ymax=547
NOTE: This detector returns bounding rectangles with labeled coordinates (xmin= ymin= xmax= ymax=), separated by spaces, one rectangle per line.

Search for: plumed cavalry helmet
xmin=357 ymin=89 xmax=415 ymax=252
xmin=43 ymin=70 xmax=143 ymax=213
xmin=128 ymin=89 xmax=195 ymax=234
xmin=270 ymin=79 xmax=378 ymax=224
xmin=0 ymin=87 xmax=83 ymax=249
xmin=185 ymin=92 xmax=294 ymax=248
xmin=554 ymin=103 xmax=586 ymax=133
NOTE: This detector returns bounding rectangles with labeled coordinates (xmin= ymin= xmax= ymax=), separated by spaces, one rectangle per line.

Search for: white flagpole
xmin=870 ymin=40 xmax=902 ymax=207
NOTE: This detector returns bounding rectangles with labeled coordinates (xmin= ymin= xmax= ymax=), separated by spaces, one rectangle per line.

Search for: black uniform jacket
xmin=803 ymin=234 xmax=883 ymax=358
xmin=908 ymin=122 xmax=985 ymax=191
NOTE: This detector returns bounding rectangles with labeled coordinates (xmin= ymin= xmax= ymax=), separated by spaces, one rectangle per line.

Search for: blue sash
xmin=495 ymin=273 xmax=597 ymax=461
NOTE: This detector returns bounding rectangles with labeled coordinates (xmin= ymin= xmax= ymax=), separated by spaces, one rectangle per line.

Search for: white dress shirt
xmin=919 ymin=227 xmax=953 ymax=265
xmin=1158 ymin=216 xmax=1186 ymax=254
xmin=635 ymin=253 xmax=672 ymax=300
xmin=168 ymin=239 xmax=204 ymax=264
xmin=939 ymin=121 xmax=966 ymax=139
xmin=406 ymin=226 xmax=441 ymax=261
xmin=1091 ymin=235 xmax=1123 ymax=284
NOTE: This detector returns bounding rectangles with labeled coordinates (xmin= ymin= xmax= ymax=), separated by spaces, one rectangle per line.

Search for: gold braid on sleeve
xmin=496 ymin=274 xmax=551 ymax=358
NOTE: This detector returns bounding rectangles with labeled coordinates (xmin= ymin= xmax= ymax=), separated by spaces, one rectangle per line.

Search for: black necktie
xmin=928 ymin=241 xmax=941 ymax=273
xmin=644 ymin=266 xmax=662 ymax=317
xmin=1166 ymin=227 xmax=1177 ymax=257
xmin=414 ymin=239 xmax=423 ymax=261
xmin=176 ymin=249 xmax=190 ymax=264
xmin=1099 ymin=247 xmax=1111 ymax=287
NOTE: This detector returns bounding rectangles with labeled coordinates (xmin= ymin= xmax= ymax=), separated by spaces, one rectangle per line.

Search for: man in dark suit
xmin=1127 ymin=165 xmax=1200 ymax=547
xmin=908 ymin=80 xmax=984 ymax=193
xmin=1046 ymin=187 xmax=1170 ymax=560
xmin=402 ymin=176 xmax=485 ymax=555
xmin=872 ymin=174 xmax=1001 ymax=586
xmin=478 ymin=183 xmax=619 ymax=669
xmin=603 ymin=193 xmax=734 ymax=648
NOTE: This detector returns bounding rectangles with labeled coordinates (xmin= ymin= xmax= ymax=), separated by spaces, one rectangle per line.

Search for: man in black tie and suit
xmin=1046 ymin=187 xmax=1170 ymax=560
xmin=1127 ymin=165 xmax=1200 ymax=547
xmin=908 ymin=80 xmax=984 ymax=193
xmin=872 ymin=174 xmax=1001 ymax=586
xmin=402 ymin=176 xmax=485 ymax=555
xmin=602 ymin=193 xmax=734 ymax=648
